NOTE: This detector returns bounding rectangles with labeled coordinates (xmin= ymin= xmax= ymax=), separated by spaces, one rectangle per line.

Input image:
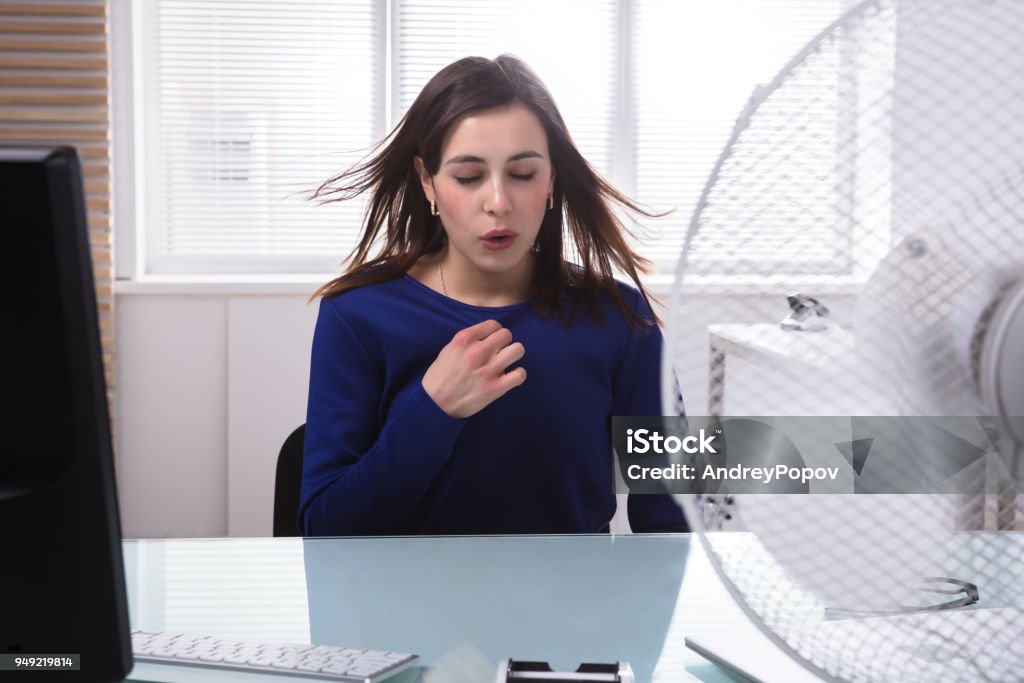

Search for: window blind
xmin=633 ymin=0 xmax=843 ymax=274
xmin=395 ymin=0 xmax=618 ymax=177
xmin=144 ymin=0 xmax=381 ymax=274
xmin=137 ymin=0 xmax=853 ymax=277
xmin=0 ymin=0 xmax=116 ymax=412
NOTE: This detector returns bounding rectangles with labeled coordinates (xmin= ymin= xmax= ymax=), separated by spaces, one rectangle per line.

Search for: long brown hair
xmin=311 ymin=54 xmax=665 ymax=328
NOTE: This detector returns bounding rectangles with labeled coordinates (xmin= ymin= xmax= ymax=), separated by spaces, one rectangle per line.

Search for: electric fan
xmin=662 ymin=0 xmax=1024 ymax=681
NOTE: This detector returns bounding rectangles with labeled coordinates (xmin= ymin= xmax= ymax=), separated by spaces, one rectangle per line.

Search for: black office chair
xmin=273 ymin=424 xmax=305 ymax=537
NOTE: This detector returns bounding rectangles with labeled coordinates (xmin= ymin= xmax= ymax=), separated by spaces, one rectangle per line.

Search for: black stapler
xmin=497 ymin=659 xmax=635 ymax=682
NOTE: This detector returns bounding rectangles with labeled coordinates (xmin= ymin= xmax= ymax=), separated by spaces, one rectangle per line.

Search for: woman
xmin=300 ymin=54 xmax=686 ymax=535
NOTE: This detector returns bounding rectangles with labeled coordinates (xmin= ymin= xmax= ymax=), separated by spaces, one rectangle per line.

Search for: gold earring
xmin=548 ymin=191 xmax=554 ymax=211
xmin=430 ymin=200 xmax=438 ymax=216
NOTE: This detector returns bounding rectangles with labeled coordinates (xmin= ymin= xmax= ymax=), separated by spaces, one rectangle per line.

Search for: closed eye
xmin=510 ymin=172 xmax=536 ymax=181
xmin=454 ymin=176 xmax=482 ymax=185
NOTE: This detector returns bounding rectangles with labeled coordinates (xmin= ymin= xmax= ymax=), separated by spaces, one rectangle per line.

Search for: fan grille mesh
xmin=664 ymin=1 xmax=1024 ymax=680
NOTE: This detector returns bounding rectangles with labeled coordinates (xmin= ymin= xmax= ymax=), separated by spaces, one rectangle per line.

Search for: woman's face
xmin=417 ymin=103 xmax=554 ymax=279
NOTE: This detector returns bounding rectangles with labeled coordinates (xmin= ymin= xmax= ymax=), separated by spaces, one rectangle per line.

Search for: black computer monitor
xmin=0 ymin=146 xmax=131 ymax=682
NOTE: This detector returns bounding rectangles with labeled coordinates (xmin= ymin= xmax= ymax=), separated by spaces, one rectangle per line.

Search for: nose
xmin=483 ymin=177 xmax=511 ymax=216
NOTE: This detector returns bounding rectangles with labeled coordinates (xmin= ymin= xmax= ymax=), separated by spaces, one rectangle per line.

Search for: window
xmin=125 ymin=0 xmax=849 ymax=278
xmin=135 ymin=0 xmax=382 ymax=275
xmin=634 ymin=0 xmax=848 ymax=275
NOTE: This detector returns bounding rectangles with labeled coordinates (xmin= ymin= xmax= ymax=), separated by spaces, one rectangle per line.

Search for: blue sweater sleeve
xmin=612 ymin=292 xmax=689 ymax=533
xmin=300 ymin=297 xmax=465 ymax=536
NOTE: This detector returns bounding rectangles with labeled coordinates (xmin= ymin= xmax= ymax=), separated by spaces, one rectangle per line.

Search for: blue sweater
xmin=300 ymin=274 xmax=686 ymax=536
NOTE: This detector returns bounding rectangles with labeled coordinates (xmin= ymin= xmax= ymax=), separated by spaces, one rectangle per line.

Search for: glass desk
xmin=122 ymin=534 xmax=756 ymax=682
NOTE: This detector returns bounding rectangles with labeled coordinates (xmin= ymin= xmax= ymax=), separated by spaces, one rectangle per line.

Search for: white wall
xmin=891 ymin=0 xmax=1024 ymax=234
xmin=116 ymin=290 xmax=319 ymax=538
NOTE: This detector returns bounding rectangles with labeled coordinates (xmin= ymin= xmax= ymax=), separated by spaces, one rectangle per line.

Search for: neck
xmin=438 ymin=248 xmax=534 ymax=307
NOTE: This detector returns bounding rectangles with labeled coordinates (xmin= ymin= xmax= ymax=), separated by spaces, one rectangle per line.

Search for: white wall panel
xmin=226 ymin=297 xmax=319 ymax=537
xmin=116 ymin=297 xmax=229 ymax=538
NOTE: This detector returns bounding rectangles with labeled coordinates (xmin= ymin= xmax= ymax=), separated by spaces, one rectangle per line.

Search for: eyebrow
xmin=443 ymin=151 xmax=544 ymax=166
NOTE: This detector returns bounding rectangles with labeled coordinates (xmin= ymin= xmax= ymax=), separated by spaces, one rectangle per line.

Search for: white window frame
xmin=112 ymin=0 xmax=878 ymax=294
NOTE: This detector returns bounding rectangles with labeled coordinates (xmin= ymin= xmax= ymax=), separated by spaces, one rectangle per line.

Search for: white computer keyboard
xmin=131 ymin=630 xmax=419 ymax=683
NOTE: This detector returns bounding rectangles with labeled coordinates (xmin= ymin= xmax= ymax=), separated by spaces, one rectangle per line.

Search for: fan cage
xmin=662 ymin=0 xmax=1024 ymax=681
